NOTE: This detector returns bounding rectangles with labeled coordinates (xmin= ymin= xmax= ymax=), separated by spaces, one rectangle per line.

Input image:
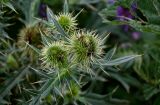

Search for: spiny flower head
xmin=17 ymin=23 xmax=47 ymax=59
xmin=69 ymin=30 xmax=104 ymax=66
xmin=41 ymin=42 xmax=68 ymax=69
xmin=17 ymin=24 xmax=42 ymax=48
xmin=55 ymin=13 xmax=77 ymax=32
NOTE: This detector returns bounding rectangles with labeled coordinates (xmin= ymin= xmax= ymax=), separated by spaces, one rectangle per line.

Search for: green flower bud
xmin=6 ymin=54 xmax=19 ymax=69
xmin=55 ymin=13 xmax=77 ymax=32
xmin=69 ymin=30 xmax=104 ymax=67
xmin=41 ymin=42 xmax=68 ymax=69
xmin=64 ymin=81 xmax=80 ymax=103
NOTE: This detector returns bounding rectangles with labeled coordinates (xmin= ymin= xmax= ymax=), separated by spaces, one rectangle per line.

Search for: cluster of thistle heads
xmin=42 ymin=29 xmax=104 ymax=70
xmin=17 ymin=10 xmax=105 ymax=71
xmin=18 ymin=6 xmax=106 ymax=101
xmin=16 ymin=7 xmax=107 ymax=103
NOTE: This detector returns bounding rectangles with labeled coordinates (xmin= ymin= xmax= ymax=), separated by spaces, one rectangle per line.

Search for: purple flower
xmin=116 ymin=6 xmax=133 ymax=31
xmin=131 ymin=32 xmax=140 ymax=40
xmin=38 ymin=3 xmax=47 ymax=19
xmin=117 ymin=6 xmax=133 ymax=21
xmin=109 ymin=1 xmax=140 ymax=40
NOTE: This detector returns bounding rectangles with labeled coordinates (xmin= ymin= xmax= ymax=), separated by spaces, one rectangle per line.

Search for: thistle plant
xmin=55 ymin=12 xmax=77 ymax=32
xmin=0 ymin=0 xmax=140 ymax=105
xmin=27 ymin=3 xmax=139 ymax=104
xmin=1 ymin=0 xmax=160 ymax=105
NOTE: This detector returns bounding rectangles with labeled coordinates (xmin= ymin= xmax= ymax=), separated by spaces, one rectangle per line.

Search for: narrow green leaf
xmin=143 ymin=84 xmax=160 ymax=100
xmin=104 ymin=47 xmax=117 ymax=62
xmin=4 ymin=2 xmax=18 ymax=13
xmin=40 ymin=30 xmax=50 ymax=46
xmin=0 ymin=66 xmax=29 ymax=101
xmin=84 ymin=93 xmax=107 ymax=99
xmin=74 ymin=8 xmax=84 ymax=19
xmin=25 ymin=42 xmax=41 ymax=54
xmin=46 ymin=7 xmax=67 ymax=37
xmin=137 ymin=0 xmax=160 ymax=25
xmin=102 ymin=55 xmax=140 ymax=66
xmin=109 ymin=72 xmax=130 ymax=92
xmin=30 ymin=67 xmax=51 ymax=79
xmin=63 ymin=0 xmax=69 ymax=13
xmin=30 ymin=0 xmax=40 ymax=17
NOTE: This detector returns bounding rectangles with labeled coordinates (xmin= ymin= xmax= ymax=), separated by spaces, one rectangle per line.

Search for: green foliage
xmin=100 ymin=0 xmax=160 ymax=35
xmin=99 ymin=0 xmax=160 ymax=104
xmin=137 ymin=0 xmax=160 ymax=25
xmin=0 ymin=0 xmax=160 ymax=105
xmin=27 ymin=5 xmax=138 ymax=104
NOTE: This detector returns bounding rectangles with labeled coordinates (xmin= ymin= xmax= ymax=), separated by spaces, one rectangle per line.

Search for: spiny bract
xmin=55 ymin=13 xmax=77 ymax=32
xmin=41 ymin=42 xmax=68 ymax=69
xmin=69 ymin=30 xmax=104 ymax=67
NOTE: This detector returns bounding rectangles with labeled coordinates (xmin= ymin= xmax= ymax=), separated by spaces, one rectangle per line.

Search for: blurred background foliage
xmin=0 ymin=0 xmax=160 ymax=105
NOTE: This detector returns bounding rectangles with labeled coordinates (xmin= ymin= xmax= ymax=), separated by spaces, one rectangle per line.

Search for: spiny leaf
xmin=102 ymin=55 xmax=140 ymax=66
xmin=137 ymin=0 xmax=160 ymax=25
xmin=4 ymin=2 xmax=18 ymax=13
xmin=63 ymin=0 xmax=69 ymax=13
xmin=25 ymin=42 xmax=41 ymax=54
xmin=108 ymin=72 xmax=130 ymax=92
xmin=143 ymin=84 xmax=160 ymax=100
xmin=0 ymin=66 xmax=29 ymax=101
xmin=104 ymin=47 xmax=117 ymax=62
xmin=46 ymin=7 xmax=67 ymax=37
xmin=30 ymin=67 xmax=51 ymax=79
xmin=29 ymin=71 xmax=65 ymax=105
xmin=29 ymin=79 xmax=55 ymax=105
